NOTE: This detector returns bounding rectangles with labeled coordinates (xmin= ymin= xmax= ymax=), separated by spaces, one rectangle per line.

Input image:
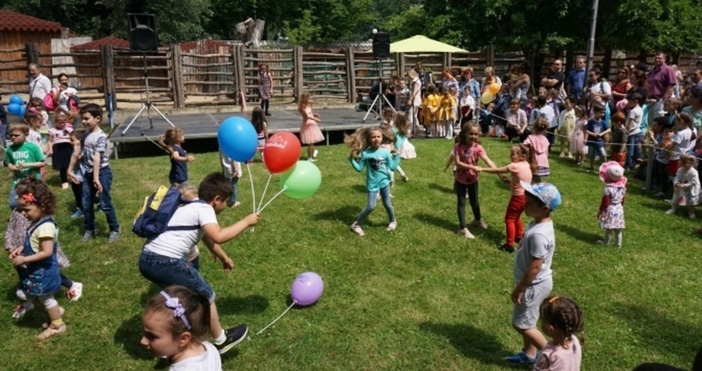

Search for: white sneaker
xmin=690 ymin=213 xmax=696 ymax=220
xmin=313 ymin=149 xmax=319 ymax=158
xmin=471 ymin=219 xmax=488 ymax=230
xmin=386 ymin=221 xmax=397 ymax=231
xmin=460 ymin=228 xmax=475 ymax=239
xmin=666 ymin=209 xmax=675 ymax=215
xmin=351 ymin=223 xmax=365 ymax=236
xmin=66 ymin=282 xmax=83 ymax=302
xmin=16 ymin=288 xmax=27 ymax=301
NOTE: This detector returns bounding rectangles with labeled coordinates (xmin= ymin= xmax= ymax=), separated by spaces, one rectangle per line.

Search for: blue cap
xmin=520 ymin=181 xmax=562 ymax=211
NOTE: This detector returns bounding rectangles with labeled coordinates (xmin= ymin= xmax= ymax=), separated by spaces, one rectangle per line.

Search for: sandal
xmin=41 ymin=306 xmax=65 ymax=329
xmin=37 ymin=323 xmax=66 ymax=340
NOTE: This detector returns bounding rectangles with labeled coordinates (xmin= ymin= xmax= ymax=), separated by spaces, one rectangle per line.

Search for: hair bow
xmin=160 ymin=291 xmax=191 ymax=330
xmin=21 ymin=193 xmax=38 ymax=204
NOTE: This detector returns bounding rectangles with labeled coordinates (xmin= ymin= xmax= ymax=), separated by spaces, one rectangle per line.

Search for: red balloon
xmin=263 ymin=132 xmax=302 ymax=173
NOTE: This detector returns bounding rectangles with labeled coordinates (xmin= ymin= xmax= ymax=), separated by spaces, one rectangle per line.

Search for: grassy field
xmin=1 ymin=136 xmax=700 ymax=370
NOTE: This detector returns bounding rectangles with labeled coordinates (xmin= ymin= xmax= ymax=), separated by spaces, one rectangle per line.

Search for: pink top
xmin=507 ymin=161 xmax=532 ymax=196
xmin=49 ymin=126 xmax=73 ymax=145
xmin=534 ymin=336 xmax=582 ymax=371
xmin=454 ymin=142 xmax=484 ymax=185
xmin=524 ymin=134 xmax=550 ymax=171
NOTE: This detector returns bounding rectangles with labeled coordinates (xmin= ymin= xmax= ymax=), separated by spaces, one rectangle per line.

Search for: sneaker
xmin=313 ymin=149 xmax=319 ymax=158
xmin=470 ymin=219 xmax=488 ymax=230
xmin=460 ymin=228 xmax=475 ymax=239
xmin=108 ymin=229 xmax=121 ymax=243
xmin=66 ymin=282 xmax=83 ymax=302
xmin=666 ymin=209 xmax=675 ymax=215
xmin=61 ymin=182 xmax=69 ymax=189
xmin=497 ymin=243 xmax=515 ymax=253
xmin=308 ymin=157 xmax=317 ymax=162
xmin=12 ymin=301 xmax=34 ymax=320
xmin=559 ymin=152 xmax=565 ymax=158
xmin=690 ymin=213 xmax=696 ymax=220
xmin=401 ymin=175 xmax=409 ymax=182
xmin=70 ymin=209 xmax=84 ymax=220
xmin=16 ymin=288 xmax=27 ymax=301
xmin=386 ymin=221 xmax=397 ymax=231
xmin=230 ymin=201 xmax=241 ymax=208
xmin=505 ymin=350 xmax=537 ymax=365
xmin=36 ymin=323 xmax=66 ymax=340
xmin=81 ymin=230 xmax=96 ymax=242
xmin=596 ymin=240 xmax=607 ymax=245
xmin=351 ymin=223 xmax=365 ymax=236
xmin=567 ymin=153 xmax=573 ymax=159
xmin=216 ymin=324 xmax=249 ymax=354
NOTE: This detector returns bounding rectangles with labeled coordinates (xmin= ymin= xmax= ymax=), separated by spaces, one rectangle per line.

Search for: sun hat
xmin=407 ymin=69 xmax=419 ymax=80
xmin=599 ymin=161 xmax=627 ymax=188
xmin=519 ymin=181 xmax=562 ymax=211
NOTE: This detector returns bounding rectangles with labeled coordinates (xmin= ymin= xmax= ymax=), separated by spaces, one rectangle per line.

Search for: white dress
xmin=672 ymin=167 xmax=700 ymax=206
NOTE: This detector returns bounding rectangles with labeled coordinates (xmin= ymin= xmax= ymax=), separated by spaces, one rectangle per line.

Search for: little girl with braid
xmin=533 ymin=296 xmax=584 ymax=370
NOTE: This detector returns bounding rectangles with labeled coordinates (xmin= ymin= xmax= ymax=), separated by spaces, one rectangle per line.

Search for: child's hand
xmin=11 ymin=254 xmax=26 ymax=267
xmin=7 ymin=163 xmax=18 ymax=172
xmin=511 ymin=286 xmax=524 ymax=305
xmin=94 ymin=178 xmax=103 ymax=193
xmin=675 ymin=183 xmax=682 ymax=188
xmin=245 ymin=213 xmax=260 ymax=226
xmin=186 ymin=155 xmax=195 ymax=162
xmin=69 ymin=173 xmax=79 ymax=184
xmin=221 ymin=256 xmax=234 ymax=272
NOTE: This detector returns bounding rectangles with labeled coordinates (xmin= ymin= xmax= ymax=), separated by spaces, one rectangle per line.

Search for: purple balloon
xmin=290 ymin=272 xmax=324 ymax=306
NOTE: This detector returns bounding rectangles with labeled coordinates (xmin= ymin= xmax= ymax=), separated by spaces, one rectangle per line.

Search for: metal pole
xmin=585 ymin=0 xmax=600 ymax=78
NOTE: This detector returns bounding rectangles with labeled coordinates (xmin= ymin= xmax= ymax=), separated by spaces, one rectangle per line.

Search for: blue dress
xmin=17 ymin=217 xmax=61 ymax=296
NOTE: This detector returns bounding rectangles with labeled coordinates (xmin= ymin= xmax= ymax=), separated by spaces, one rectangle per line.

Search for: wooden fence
xmin=1 ymin=42 xmax=701 ymax=111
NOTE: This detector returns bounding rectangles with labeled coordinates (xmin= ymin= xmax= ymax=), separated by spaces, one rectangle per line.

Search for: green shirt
xmin=5 ymin=142 xmax=44 ymax=186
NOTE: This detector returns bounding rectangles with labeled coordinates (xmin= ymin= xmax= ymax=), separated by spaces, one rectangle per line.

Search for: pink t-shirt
xmin=454 ymin=142 xmax=485 ymax=185
xmin=524 ymin=134 xmax=550 ymax=172
xmin=534 ymin=336 xmax=582 ymax=371
xmin=507 ymin=161 xmax=532 ymax=196
xmin=49 ymin=126 xmax=73 ymax=145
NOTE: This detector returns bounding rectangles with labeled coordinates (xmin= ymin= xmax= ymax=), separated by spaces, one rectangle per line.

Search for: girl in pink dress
xmin=534 ymin=296 xmax=583 ymax=371
xmin=570 ymin=105 xmax=588 ymax=166
xmin=298 ymin=92 xmax=324 ymax=161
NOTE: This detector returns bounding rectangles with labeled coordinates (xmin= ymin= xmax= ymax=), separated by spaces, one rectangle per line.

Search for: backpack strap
xmin=163 ymin=200 xmax=207 ymax=232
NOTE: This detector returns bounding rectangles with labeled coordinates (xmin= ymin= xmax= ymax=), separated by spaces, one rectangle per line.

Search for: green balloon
xmin=280 ymin=160 xmax=322 ymax=199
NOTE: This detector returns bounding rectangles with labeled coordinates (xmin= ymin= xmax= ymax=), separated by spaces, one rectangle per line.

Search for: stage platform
xmin=109 ymin=107 xmax=381 ymax=157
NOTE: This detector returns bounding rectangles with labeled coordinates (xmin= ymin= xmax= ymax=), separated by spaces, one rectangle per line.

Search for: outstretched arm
xmin=201 ymin=213 xmax=260 ymax=244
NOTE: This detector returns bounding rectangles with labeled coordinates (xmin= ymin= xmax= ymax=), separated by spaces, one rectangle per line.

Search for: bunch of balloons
xmin=480 ymin=83 xmax=501 ymax=105
xmin=6 ymin=95 xmax=26 ymax=117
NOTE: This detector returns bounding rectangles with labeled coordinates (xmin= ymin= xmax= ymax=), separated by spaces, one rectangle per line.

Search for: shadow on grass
xmin=413 ymin=212 xmax=455 ymax=233
xmin=558 ymin=223 xmax=601 ymax=243
xmin=419 ymin=322 xmax=508 ymax=367
xmin=352 ymin=184 xmax=367 ymax=194
xmin=313 ymin=205 xmax=361 ymax=223
xmin=609 ymin=303 xmax=702 ymax=364
xmin=114 ymin=314 xmax=153 ymax=360
xmin=217 ymin=294 xmax=270 ymax=315
xmin=428 ymin=182 xmax=453 ymax=194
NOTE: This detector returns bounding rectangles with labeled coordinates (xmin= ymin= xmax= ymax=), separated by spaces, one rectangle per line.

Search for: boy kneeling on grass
xmin=138 ymin=172 xmax=260 ymax=356
xmin=505 ymin=181 xmax=562 ymax=365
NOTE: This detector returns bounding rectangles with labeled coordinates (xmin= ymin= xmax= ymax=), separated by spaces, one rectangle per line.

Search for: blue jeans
xmin=625 ymin=134 xmax=641 ymax=170
xmin=8 ymin=186 xmax=17 ymax=210
xmin=139 ymin=251 xmax=215 ymax=303
xmin=355 ymin=186 xmax=395 ymax=226
xmin=229 ymin=177 xmax=239 ymax=205
xmin=82 ymin=167 xmax=119 ymax=232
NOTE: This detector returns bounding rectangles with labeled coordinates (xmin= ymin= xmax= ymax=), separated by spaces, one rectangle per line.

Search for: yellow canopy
xmin=390 ymin=35 xmax=468 ymax=53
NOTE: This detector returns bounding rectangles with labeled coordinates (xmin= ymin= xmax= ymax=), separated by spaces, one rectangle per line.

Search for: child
xmin=436 ymin=85 xmax=449 ymax=138
xmin=667 ymin=153 xmax=700 ymax=219
xmin=9 ymin=178 xmax=67 ymax=339
xmin=585 ymin=104 xmax=610 ymax=172
xmin=141 ymin=285 xmax=221 ymax=369
xmin=28 ymin=97 xmax=49 ymax=131
xmin=138 ymin=172 xmax=259 ymax=354
xmin=67 ymin=104 xmax=120 ymax=243
xmin=556 ymin=97 xmax=575 ymax=158
xmin=47 ymin=109 xmax=74 ymax=189
xmin=523 ymin=118 xmax=551 ymax=182
xmin=459 ymin=85 xmax=475 ymax=127
xmin=347 ymin=127 xmax=400 ymax=236
xmin=68 ymin=130 xmax=85 ymax=219
xmin=506 ymin=99 xmax=527 ymax=143
xmin=298 ymin=92 xmax=324 ymax=161
xmin=479 ymin=102 xmax=497 ymax=137
xmin=453 ymin=124 xmax=497 ymax=239
xmin=478 ymin=144 xmax=536 ymax=252
xmin=159 ymin=127 xmax=195 ymax=186
xmin=251 ymin=107 xmax=269 ymax=160
xmin=258 ymin=64 xmax=272 ymax=116
xmin=380 ymin=107 xmax=394 ymax=128
xmin=624 ymin=93 xmax=643 ymax=171
xmin=667 ymin=112 xmax=696 ymax=179
xmin=25 ymin=110 xmax=44 ymax=150
xmin=533 ymin=296 xmax=583 ymax=370
xmin=395 ymin=79 xmax=410 ymax=113
xmin=443 ymin=86 xmax=457 ymax=139
xmin=391 ymin=112 xmax=411 ymax=180
xmin=423 ymin=84 xmax=440 ymax=138
xmin=598 ymin=161 xmax=627 ymax=247
xmin=570 ymin=105 xmax=588 ymax=166
xmin=5 ymin=123 xmax=45 ymax=209
xmin=220 ymin=149 xmax=242 ymax=208
xmin=504 ymin=181 xmax=561 ymax=365
xmin=609 ymin=112 xmax=628 ymax=167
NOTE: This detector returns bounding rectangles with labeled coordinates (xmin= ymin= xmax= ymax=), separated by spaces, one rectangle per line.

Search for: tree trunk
xmin=602 ymin=45 xmax=612 ymax=80
xmin=249 ymin=20 xmax=265 ymax=48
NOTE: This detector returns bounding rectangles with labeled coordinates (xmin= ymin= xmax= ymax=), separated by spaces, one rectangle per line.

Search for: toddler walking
xmin=159 ymin=127 xmax=195 ymax=186
xmin=667 ymin=153 xmax=700 ymax=219
xmin=47 ymin=109 xmax=74 ymax=189
xmin=570 ymin=106 xmax=588 ymax=166
xmin=597 ymin=162 xmax=627 ymax=247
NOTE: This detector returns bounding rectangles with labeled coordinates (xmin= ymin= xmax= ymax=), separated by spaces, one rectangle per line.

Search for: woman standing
xmin=611 ymin=67 xmax=632 ymax=105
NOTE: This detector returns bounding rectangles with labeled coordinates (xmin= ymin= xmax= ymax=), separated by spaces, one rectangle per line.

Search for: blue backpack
xmin=132 ymin=186 xmax=204 ymax=239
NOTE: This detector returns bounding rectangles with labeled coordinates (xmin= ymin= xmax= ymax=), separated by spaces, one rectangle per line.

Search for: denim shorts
xmin=138 ymin=251 xmax=215 ymax=303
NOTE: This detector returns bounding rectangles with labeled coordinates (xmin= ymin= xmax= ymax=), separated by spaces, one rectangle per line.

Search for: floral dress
xmin=599 ymin=186 xmax=625 ymax=229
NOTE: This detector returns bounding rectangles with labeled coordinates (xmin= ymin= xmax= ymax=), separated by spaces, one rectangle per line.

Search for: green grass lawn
xmin=1 ymin=137 xmax=700 ymax=370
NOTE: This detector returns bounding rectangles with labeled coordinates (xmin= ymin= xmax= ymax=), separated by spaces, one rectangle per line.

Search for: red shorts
xmin=667 ymin=159 xmax=680 ymax=177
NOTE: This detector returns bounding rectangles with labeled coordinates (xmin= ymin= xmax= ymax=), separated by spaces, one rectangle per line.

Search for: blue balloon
xmin=9 ymin=95 xmax=23 ymax=105
xmin=17 ymin=105 xmax=26 ymax=118
xmin=218 ymin=116 xmax=258 ymax=162
xmin=7 ymin=103 xmax=20 ymax=115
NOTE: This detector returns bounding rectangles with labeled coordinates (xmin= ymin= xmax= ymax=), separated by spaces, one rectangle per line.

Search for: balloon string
xmin=257 ymin=174 xmax=272 ymax=213
xmin=258 ymin=186 xmax=287 ymax=213
xmin=256 ymin=301 xmax=296 ymax=336
xmin=246 ymin=162 xmax=256 ymax=214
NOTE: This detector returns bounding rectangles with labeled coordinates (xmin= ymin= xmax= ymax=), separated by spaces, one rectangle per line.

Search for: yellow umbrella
xmin=390 ymin=35 xmax=469 ymax=53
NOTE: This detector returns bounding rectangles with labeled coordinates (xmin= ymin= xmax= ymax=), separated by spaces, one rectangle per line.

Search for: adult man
xmin=566 ymin=57 xmax=586 ymax=100
xmin=646 ymin=52 xmax=676 ymax=123
xmin=27 ymin=63 xmax=52 ymax=100
xmin=541 ymin=59 xmax=565 ymax=91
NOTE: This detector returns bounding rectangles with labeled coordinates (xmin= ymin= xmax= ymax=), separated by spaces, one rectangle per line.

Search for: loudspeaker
xmin=128 ymin=13 xmax=158 ymax=53
xmin=372 ymin=32 xmax=390 ymax=60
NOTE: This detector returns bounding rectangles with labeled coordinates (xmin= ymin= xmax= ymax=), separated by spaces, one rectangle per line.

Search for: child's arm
xmin=201 ymin=213 xmax=260 ymax=244
xmin=511 ymin=256 xmax=544 ymax=305
xmin=201 ymin=235 xmax=234 ymax=272
xmin=386 ymin=151 xmax=400 ymax=171
xmin=454 ymin=152 xmax=479 ymax=172
xmin=157 ymin=135 xmax=173 ymax=155
xmin=171 ymin=149 xmax=194 ymax=163
xmin=478 ymin=165 xmax=510 ymax=174
xmin=478 ymin=153 xmax=498 ymax=169
xmin=444 ymin=153 xmax=455 ymax=171
xmin=349 ymin=152 xmax=365 ymax=172
xmin=264 ymin=122 xmax=269 ymax=140
xmin=67 ymin=143 xmax=82 ymax=184
xmin=10 ymin=237 xmax=52 ymax=266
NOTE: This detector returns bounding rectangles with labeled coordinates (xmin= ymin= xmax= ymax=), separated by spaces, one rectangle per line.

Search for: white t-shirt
xmin=539 ymin=105 xmax=557 ymax=129
xmin=591 ymin=81 xmax=612 ymax=98
xmin=627 ymin=106 xmax=643 ymax=135
xmin=169 ymin=341 xmax=222 ymax=371
xmin=143 ymin=201 xmax=218 ymax=259
xmin=513 ymin=220 xmax=555 ymax=286
xmin=460 ymin=95 xmax=475 ymax=110
xmin=671 ymin=128 xmax=693 ymax=160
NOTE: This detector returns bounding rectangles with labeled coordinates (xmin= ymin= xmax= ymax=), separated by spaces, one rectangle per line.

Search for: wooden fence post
xmin=486 ymin=45 xmax=495 ymax=67
xmin=25 ymin=44 xmax=39 ymax=66
xmin=345 ymin=47 xmax=356 ymax=103
xmin=171 ymin=45 xmax=185 ymax=108
xmin=234 ymin=45 xmax=246 ymax=104
xmin=294 ymin=46 xmax=304 ymax=100
xmin=231 ymin=46 xmax=239 ymax=104
xmin=444 ymin=52 xmax=451 ymax=70
xmin=101 ymin=45 xmax=116 ymax=110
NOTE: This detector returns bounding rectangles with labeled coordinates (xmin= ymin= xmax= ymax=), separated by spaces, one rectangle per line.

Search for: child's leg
xmin=379 ymin=185 xmax=396 ymax=224
xmin=600 ymin=229 xmax=612 ymax=244
xmin=354 ymin=191 xmax=378 ymax=226
xmin=395 ymin=166 xmax=407 ymax=179
xmin=504 ymin=195 xmax=526 ymax=247
xmin=445 ymin=120 xmax=453 ymax=138
xmin=308 ymin=144 xmax=315 ymax=159
xmin=59 ymin=168 xmax=68 ymax=184
xmin=82 ymin=178 xmax=97 ymax=232
xmin=97 ymin=168 xmax=120 ymax=233
xmin=689 ymin=204 xmax=696 ymax=219
xmin=613 ymin=228 xmax=623 ymax=247
xmin=60 ymin=273 xmax=73 ymax=289
xmin=466 ymin=182 xmax=482 ymax=222
xmin=455 ymin=181 xmax=468 ymax=229
xmin=71 ymin=181 xmax=83 ymax=212
xmin=35 ymin=294 xmax=65 ymax=337
xmin=229 ymin=177 xmax=239 ymax=205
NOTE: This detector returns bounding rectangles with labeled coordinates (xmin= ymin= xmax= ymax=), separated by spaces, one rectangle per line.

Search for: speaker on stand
xmin=363 ymin=31 xmax=395 ymax=122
